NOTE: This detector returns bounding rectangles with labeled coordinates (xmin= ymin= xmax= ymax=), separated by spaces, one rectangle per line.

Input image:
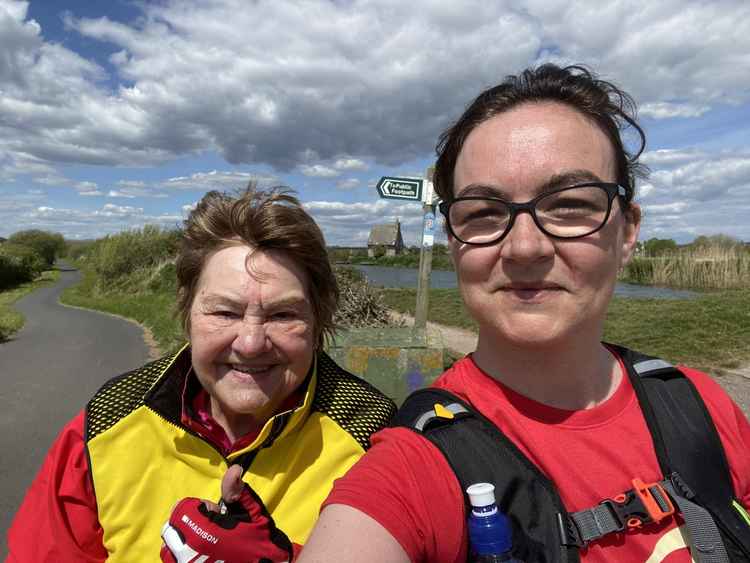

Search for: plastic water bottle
xmin=467 ymin=483 xmax=521 ymax=563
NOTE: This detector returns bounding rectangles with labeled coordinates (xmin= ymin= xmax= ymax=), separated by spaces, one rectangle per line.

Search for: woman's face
xmin=189 ymin=245 xmax=315 ymax=430
xmin=450 ymin=102 xmax=640 ymax=348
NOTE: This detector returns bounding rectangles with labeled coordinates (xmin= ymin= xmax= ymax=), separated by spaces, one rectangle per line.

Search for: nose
xmin=231 ymin=319 xmax=271 ymax=357
xmin=499 ymin=210 xmax=555 ymax=263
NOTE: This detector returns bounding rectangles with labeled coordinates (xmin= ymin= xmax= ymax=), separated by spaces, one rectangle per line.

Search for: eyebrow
xmin=543 ymin=170 xmax=604 ymax=191
xmin=199 ymin=294 xmax=308 ymax=310
xmin=264 ymin=296 xmax=309 ymax=311
xmin=200 ymin=295 xmax=240 ymax=309
xmin=456 ymin=169 xmax=606 ymax=199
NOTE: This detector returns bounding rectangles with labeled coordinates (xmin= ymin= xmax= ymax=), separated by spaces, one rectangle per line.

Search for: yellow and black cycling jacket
xmin=85 ymin=345 xmax=396 ymax=562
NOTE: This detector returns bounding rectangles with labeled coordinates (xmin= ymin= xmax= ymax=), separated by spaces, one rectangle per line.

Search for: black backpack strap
xmin=393 ymin=388 xmax=579 ymax=563
xmin=612 ymin=344 xmax=750 ymax=561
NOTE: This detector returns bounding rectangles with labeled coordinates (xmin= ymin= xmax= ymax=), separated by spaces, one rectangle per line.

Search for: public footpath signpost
xmin=376 ymin=167 xmax=437 ymax=331
xmin=327 ymin=168 xmax=443 ymax=403
xmin=375 ymin=176 xmax=423 ymax=201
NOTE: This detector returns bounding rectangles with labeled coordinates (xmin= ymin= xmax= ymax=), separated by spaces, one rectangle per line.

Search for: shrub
xmin=0 ymin=243 xmax=46 ymax=289
xmin=146 ymin=261 xmax=178 ymax=293
xmin=65 ymin=240 xmax=96 ymax=261
xmin=643 ymin=238 xmax=677 ymax=257
xmin=88 ymin=226 xmax=181 ymax=289
xmin=8 ymin=230 xmax=65 ymax=266
xmin=621 ymin=256 xmax=654 ymax=285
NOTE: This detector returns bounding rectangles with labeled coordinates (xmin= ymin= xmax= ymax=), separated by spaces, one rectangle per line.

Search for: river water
xmin=351 ymin=264 xmax=697 ymax=299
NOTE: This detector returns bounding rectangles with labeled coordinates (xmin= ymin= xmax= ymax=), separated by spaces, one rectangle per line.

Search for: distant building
xmin=367 ymin=220 xmax=404 ymax=258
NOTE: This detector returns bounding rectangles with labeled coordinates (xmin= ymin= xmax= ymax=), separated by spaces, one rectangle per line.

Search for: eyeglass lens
xmin=449 ymin=185 xmax=611 ymax=244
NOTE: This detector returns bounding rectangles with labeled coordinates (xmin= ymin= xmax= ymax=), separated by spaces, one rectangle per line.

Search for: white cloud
xmin=637 ymin=182 xmax=655 ymax=199
xmin=117 ymin=180 xmax=146 ymax=188
xmin=640 ymin=102 xmax=711 ymax=120
xmin=0 ymin=0 xmax=749 ymax=243
xmin=107 ymin=190 xmax=137 ymax=198
xmin=299 ymin=164 xmax=340 ymax=178
xmin=0 ymin=150 xmax=58 ymax=181
xmin=0 ymin=199 xmax=181 ymax=239
xmin=642 ymin=201 xmax=689 ymax=215
xmin=0 ymin=0 xmax=540 ymax=174
xmin=336 ymin=178 xmax=361 ymax=190
xmin=99 ymin=203 xmax=143 ymax=216
xmin=641 ymin=149 xmax=706 ymax=166
xmin=525 ymin=0 xmax=750 ymax=105
xmin=76 ymin=180 xmax=103 ymax=196
xmin=0 ymin=190 xmax=44 ymax=218
xmin=32 ymin=174 xmax=68 ymax=186
xmin=636 ymin=148 xmax=750 ymax=241
xmin=1 ymin=0 xmax=748 ymax=179
xmin=334 ymin=158 xmax=368 ymax=171
xmin=162 ymin=170 xmax=278 ymax=190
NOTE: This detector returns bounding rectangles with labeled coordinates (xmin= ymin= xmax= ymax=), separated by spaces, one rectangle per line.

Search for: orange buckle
xmin=631 ymin=478 xmax=675 ymax=523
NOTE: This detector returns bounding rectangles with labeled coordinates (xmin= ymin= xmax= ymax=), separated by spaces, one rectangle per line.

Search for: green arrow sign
xmin=376 ymin=176 xmax=423 ymax=201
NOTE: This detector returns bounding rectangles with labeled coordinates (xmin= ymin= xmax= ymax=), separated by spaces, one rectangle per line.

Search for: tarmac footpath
xmin=0 ymin=263 xmax=150 ymax=557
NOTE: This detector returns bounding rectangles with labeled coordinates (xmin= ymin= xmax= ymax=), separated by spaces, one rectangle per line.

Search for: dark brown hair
xmin=434 ymin=63 xmax=648 ymax=204
xmin=176 ymin=186 xmax=338 ymax=348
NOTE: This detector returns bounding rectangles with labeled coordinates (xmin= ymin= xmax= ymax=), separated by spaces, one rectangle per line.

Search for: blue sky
xmin=1 ymin=0 xmax=749 ymax=245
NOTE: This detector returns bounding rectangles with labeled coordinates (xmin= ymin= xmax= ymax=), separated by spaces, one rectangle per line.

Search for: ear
xmin=619 ymin=202 xmax=642 ymax=267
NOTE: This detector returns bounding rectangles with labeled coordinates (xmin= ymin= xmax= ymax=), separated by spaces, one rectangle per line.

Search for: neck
xmin=209 ymin=400 xmax=265 ymax=444
xmin=473 ymin=331 xmax=621 ymax=410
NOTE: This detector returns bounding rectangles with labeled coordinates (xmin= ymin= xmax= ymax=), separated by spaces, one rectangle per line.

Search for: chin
xmin=483 ymin=317 xmax=572 ymax=348
xmin=215 ymin=388 xmax=268 ymax=414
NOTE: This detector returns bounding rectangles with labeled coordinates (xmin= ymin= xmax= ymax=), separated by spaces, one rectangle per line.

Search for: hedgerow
xmin=0 ymin=243 xmax=46 ymax=289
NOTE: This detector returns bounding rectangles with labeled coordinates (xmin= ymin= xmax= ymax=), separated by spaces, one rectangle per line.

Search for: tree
xmin=643 ymin=238 xmax=677 ymax=257
xmin=0 ymin=243 xmax=46 ymax=288
xmin=432 ymin=243 xmax=449 ymax=257
xmin=8 ymin=230 xmax=66 ymax=267
xmin=691 ymin=234 xmax=740 ymax=249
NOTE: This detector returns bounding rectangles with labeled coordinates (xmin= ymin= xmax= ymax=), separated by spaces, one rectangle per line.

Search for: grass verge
xmin=0 ymin=269 xmax=61 ymax=341
xmin=381 ymin=287 xmax=750 ymax=373
xmin=60 ymin=267 xmax=184 ymax=355
xmin=381 ymin=288 xmax=479 ymax=331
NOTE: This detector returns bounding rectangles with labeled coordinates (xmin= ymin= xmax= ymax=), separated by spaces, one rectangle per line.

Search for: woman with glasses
xmin=298 ymin=64 xmax=750 ymax=562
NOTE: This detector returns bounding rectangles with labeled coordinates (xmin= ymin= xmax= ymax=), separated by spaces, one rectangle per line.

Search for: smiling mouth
xmin=231 ymin=364 xmax=275 ymax=376
xmin=501 ymin=283 xmax=563 ymax=292
xmin=499 ymin=284 xmax=563 ymax=300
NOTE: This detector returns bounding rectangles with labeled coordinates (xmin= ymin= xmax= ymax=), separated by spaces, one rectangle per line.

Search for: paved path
xmin=0 ymin=265 xmax=150 ymax=555
xmin=390 ymin=311 xmax=478 ymax=357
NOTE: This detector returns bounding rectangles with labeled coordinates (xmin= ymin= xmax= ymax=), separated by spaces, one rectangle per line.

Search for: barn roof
xmin=368 ymin=222 xmax=401 ymax=246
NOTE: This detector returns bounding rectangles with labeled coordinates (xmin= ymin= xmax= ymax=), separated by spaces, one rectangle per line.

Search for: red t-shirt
xmin=324 ymin=354 xmax=750 ymax=562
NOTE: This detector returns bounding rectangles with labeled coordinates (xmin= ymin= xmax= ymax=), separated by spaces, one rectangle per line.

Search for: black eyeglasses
xmin=439 ymin=182 xmax=628 ymax=246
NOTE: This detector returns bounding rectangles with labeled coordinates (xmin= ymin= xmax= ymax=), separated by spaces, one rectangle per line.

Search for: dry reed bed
xmin=624 ymin=246 xmax=750 ymax=290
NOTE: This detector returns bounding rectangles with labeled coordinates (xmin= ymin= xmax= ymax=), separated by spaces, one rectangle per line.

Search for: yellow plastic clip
xmin=434 ymin=403 xmax=454 ymax=420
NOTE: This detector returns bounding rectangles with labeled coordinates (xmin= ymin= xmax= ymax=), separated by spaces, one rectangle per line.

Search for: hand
xmin=160 ymin=465 xmax=298 ymax=563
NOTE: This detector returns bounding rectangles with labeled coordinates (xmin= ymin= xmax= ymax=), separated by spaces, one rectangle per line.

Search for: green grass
xmin=60 ymin=267 xmax=184 ymax=355
xmin=381 ymin=288 xmax=478 ymax=331
xmin=380 ymin=287 xmax=750 ymax=373
xmin=0 ymin=269 xmax=61 ymax=341
xmin=604 ymin=289 xmax=750 ymax=372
